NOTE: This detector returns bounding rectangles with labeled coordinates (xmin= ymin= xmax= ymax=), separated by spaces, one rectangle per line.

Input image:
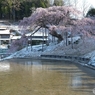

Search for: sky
xmin=88 ymin=0 xmax=95 ymax=8
xmin=50 ymin=0 xmax=95 ymax=8
xmin=49 ymin=0 xmax=95 ymax=17
xmin=66 ymin=0 xmax=95 ymax=16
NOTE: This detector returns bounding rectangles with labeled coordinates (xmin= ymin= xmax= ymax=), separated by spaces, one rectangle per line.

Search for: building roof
xmin=11 ymin=36 xmax=21 ymax=40
xmin=0 ymin=28 xmax=10 ymax=34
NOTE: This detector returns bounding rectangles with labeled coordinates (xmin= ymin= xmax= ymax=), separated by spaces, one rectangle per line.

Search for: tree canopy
xmin=11 ymin=6 xmax=95 ymax=52
xmin=20 ymin=6 xmax=81 ymax=41
xmin=0 ymin=0 xmax=50 ymax=20
xmin=53 ymin=0 xmax=64 ymax=6
xmin=86 ymin=8 xmax=95 ymax=17
xmin=20 ymin=6 xmax=95 ymax=42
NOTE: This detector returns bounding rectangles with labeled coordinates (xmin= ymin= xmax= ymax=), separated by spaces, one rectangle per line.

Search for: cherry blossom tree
xmin=7 ymin=6 xmax=95 ymax=54
xmin=20 ymin=6 xmax=81 ymax=42
xmin=8 ymin=34 xmax=28 ymax=53
xmin=71 ymin=17 xmax=95 ymax=37
xmin=48 ymin=17 xmax=95 ymax=47
xmin=67 ymin=17 xmax=95 ymax=49
xmin=19 ymin=6 xmax=95 ymax=51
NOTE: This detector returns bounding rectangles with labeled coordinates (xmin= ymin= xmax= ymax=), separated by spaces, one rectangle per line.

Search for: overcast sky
xmin=88 ymin=0 xmax=95 ymax=8
xmin=50 ymin=0 xmax=94 ymax=8
xmin=50 ymin=0 xmax=94 ymax=16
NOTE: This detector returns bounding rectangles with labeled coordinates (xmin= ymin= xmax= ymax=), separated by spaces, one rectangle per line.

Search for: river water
xmin=0 ymin=59 xmax=95 ymax=95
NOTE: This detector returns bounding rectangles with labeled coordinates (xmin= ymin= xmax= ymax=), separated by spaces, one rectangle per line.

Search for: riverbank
xmin=3 ymin=51 xmax=95 ymax=71
xmin=2 ymin=43 xmax=95 ymax=70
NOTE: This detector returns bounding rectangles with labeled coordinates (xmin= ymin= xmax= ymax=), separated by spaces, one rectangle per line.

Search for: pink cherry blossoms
xmin=20 ymin=6 xmax=81 ymax=41
xmin=20 ymin=6 xmax=95 ymax=45
xmin=8 ymin=34 xmax=28 ymax=53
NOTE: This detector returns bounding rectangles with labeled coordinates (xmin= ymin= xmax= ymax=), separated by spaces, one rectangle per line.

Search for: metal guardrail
xmin=41 ymin=54 xmax=90 ymax=62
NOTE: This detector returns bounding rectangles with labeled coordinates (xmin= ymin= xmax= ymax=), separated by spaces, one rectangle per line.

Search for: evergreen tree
xmin=0 ymin=0 xmax=50 ymax=20
xmin=86 ymin=8 xmax=95 ymax=17
xmin=53 ymin=0 xmax=64 ymax=6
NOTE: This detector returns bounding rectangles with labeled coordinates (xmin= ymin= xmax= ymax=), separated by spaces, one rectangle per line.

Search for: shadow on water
xmin=77 ymin=64 xmax=95 ymax=76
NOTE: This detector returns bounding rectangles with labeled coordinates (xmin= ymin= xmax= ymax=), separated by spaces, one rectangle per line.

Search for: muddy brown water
xmin=0 ymin=59 xmax=95 ymax=95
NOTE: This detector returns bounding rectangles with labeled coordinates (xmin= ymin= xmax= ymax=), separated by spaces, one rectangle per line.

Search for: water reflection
xmin=24 ymin=60 xmax=43 ymax=72
xmin=0 ymin=63 xmax=10 ymax=72
xmin=72 ymin=74 xmax=82 ymax=88
xmin=0 ymin=59 xmax=95 ymax=95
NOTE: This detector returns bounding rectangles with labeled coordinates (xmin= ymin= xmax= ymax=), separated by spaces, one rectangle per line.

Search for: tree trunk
xmin=49 ymin=30 xmax=63 ymax=42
